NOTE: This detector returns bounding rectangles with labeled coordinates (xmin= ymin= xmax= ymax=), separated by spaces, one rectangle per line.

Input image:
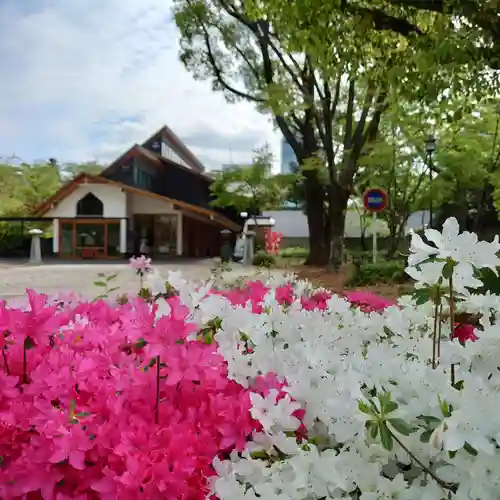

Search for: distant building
xmin=221 ymin=163 xmax=240 ymax=171
xmin=281 ymin=138 xmax=296 ymax=174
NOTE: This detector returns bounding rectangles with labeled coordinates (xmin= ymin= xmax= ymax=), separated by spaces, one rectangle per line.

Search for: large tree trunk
xmin=304 ymin=171 xmax=329 ymax=266
xmin=327 ymin=186 xmax=349 ymax=271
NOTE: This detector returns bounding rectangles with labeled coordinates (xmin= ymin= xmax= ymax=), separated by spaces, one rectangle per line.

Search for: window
xmin=160 ymin=142 xmax=191 ymax=169
xmin=133 ymin=166 xmax=152 ymax=190
xmin=76 ymin=193 xmax=103 ymax=216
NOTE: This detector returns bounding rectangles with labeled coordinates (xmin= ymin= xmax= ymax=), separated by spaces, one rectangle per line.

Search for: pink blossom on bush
xmin=0 ymin=292 xmax=259 ymax=499
xmin=344 ymin=291 xmax=396 ymax=313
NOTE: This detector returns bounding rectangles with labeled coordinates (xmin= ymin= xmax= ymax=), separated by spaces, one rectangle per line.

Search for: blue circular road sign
xmin=363 ymin=188 xmax=388 ymax=213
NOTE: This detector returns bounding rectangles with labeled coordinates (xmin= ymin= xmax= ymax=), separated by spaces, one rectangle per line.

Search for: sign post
xmin=363 ymin=188 xmax=388 ymax=264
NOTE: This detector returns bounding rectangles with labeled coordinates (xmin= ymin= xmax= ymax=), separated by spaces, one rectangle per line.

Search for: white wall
xmin=263 ymin=209 xmax=390 ymax=238
xmin=45 ymin=184 xmax=127 ymax=218
xmin=130 ymin=192 xmax=175 ymax=214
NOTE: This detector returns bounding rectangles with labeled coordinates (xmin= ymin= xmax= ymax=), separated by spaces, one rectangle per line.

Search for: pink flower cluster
xmin=129 ymin=255 xmax=151 ymax=274
xmin=0 ymin=291 xmax=258 ymax=499
xmin=2 ymin=277 xmax=474 ymax=499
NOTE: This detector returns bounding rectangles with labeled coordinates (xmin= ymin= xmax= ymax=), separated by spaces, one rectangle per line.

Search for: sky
xmin=0 ymin=0 xmax=281 ymax=170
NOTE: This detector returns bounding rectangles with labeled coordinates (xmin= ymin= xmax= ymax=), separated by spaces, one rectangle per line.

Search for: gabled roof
xmin=99 ymin=142 xmax=213 ymax=183
xmin=142 ymin=125 xmax=206 ymax=172
xmin=33 ymin=173 xmax=240 ymax=231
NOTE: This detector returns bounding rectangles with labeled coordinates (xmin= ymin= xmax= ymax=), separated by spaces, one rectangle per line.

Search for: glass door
xmin=154 ymin=214 xmax=177 ymax=256
xmin=74 ymin=222 xmax=106 ymax=259
xmin=58 ymin=219 xmax=122 ymax=259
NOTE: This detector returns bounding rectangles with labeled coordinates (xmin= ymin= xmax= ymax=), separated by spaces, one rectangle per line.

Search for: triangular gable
xmin=142 ymin=125 xmax=205 ymax=172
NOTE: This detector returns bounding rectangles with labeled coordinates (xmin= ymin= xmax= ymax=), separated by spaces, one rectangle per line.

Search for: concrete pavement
xmin=0 ymin=259 xmax=285 ymax=301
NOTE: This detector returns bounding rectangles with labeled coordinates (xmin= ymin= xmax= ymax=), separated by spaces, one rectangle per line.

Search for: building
xmin=220 ymin=163 xmax=240 ymax=171
xmin=34 ymin=125 xmax=242 ymax=259
xmin=281 ymin=138 xmax=296 ymax=174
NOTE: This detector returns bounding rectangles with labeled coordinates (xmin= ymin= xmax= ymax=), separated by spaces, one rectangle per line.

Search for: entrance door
xmin=154 ymin=214 xmax=177 ymax=256
xmin=75 ymin=221 xmax=106 ymax=258
xmin=132 ymin=214 xmax=177 ymax=256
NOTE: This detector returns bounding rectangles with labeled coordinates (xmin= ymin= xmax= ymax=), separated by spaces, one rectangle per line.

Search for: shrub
xmin=347 ymin=259 xmax=407 ymax=286
xmin=279 ymin=246 xmax=309 ymax=259
xmin=252 ymin=250 xmax=276 ymax=267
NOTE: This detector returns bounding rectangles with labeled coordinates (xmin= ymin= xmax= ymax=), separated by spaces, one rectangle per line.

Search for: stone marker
xmin=28 ymin=228 xmax=44 ymax=265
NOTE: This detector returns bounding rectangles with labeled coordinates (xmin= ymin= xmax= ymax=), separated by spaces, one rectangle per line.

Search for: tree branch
xmin=344 ymin=79 xmax=356 ymax=150
xmin=201 ymin=29 xmax=265 ymax=103
xmin=266 ymin=34 xmax=308 ymax=94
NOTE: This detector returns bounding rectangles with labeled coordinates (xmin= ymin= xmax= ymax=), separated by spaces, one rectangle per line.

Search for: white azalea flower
xmin=145 ymin=221 xmax=500 ymax=500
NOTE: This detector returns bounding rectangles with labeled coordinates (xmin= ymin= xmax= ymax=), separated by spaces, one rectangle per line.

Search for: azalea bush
xmin=1 ymin=218 xmax=500 ymax=499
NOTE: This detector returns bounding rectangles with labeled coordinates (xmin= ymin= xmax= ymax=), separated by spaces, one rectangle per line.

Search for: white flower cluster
xmin=158 ymin=218 xmax=500 ymax=499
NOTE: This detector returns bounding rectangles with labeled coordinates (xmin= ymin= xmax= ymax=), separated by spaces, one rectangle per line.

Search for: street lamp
xmin=425 ymin=135 xmax=437 ymax=229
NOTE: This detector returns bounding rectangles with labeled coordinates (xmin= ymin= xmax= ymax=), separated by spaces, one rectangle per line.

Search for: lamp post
xmin=425 ymin=135 xmax=437 ymax=229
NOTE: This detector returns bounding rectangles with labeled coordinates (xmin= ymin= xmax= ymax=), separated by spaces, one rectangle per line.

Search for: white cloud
xmin=0 ymin=0 xmax=281 ymax=170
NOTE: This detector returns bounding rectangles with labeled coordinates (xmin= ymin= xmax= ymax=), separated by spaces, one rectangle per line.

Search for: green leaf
xmin=420 ymin=429 xmax=433 ymax=443
xmin=106 ymin=273 xmax=118 ymax=281
xmin=370 ymin=422 xmax=379 ymax=439
xmin=417 ymin=415 xmax=442 ymax=429
xmin=442 ymin=260 xmax=455 ymax=280
xmin=439 ymin=398 xmax=452 ymax=418
xmin=413 ymin=288 xmax=430 ymax=305
xmin=93 ymin=281 xmax=107 ymax=287
xmin=463 ymin=442 xmax=478 ymax=456
xmin=388 ymin=418 xmax=413 ymax=436
xmin=385 ymin=401 xmax=399 ymax=414
xmin=75 ymin=411 xmax=90 ymax=418
xmin=379 ymin=423 xmax=394 ymax=451
xmin=358 ymin=400 xmax=373 ymax=415
xmin=97 ymin=272 xmax=106 ymax=277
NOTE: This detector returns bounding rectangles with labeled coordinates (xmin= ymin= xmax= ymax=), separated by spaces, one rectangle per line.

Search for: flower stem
xmin=432 ymin=301 xmax=439 ymax=369
xmin=155 ymin=355 xmax=161 ymax=424
xmin=389 ymin=428 xmax=454 ymax=491
xmin=437 ymin=303 xmax=443 ymax=359
xmin=449 ymin=275 xmax=456 ymax=386
xmin=1 ymin=347 xmax=9 ymax=375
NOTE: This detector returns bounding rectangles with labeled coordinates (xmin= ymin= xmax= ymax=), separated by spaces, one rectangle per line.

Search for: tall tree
xmin=349 ymin=0 xmax=500 ymax=71
xmin=174 ymin=0 xmax=397 ymax=267
xmin=432 ymin=99 xmax=500 ymax=230
xmin=356 ymin=112 xmax=431 ymax=256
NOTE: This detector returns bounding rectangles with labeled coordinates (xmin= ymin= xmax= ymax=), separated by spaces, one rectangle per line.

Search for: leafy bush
xmin=279 ymin=246 xmax=309 ymax=259
xmin=252 ymin=250 xmax=276 ymax=267
xmin=347 ymin=248 xmax=407 ymax=263
xmin=348 ymin=259 xmax=407 ymax=286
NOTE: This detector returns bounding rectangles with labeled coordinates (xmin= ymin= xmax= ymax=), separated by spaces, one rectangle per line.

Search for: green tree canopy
xmin=210 ymin=146 xmax=296 ymax=215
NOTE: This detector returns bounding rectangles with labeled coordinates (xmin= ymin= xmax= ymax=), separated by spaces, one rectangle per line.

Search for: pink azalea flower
xmin=453 ymin=323 xmax=478 ymax=343
xmin=129 ymin=255 xmax=152 ymax=272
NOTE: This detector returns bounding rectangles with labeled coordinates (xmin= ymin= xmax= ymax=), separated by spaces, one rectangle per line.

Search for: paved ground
xmin=0 ymin=259 xmax=284 ymax=301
